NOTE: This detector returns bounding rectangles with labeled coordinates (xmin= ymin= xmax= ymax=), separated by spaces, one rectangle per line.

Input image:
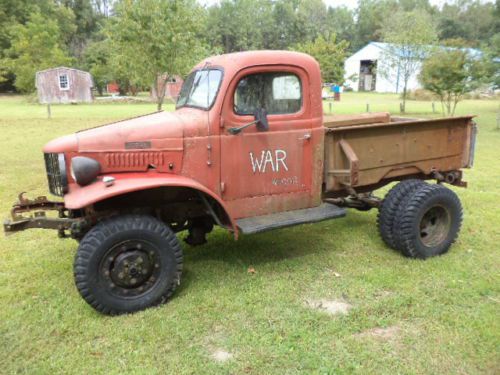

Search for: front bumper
xmin=4 ymin=193 xmax=80 ymax=237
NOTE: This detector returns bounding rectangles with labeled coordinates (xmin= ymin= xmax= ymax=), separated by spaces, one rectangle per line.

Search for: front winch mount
xmin=4 ymin=193 xmax=81 ymax=237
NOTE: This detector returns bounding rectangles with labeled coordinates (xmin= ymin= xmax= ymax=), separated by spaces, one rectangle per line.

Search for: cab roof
xmin=193 ymin=50 xmax=320 ymax=77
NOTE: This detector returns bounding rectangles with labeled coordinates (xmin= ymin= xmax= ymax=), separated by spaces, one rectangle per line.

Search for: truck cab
xmin=4 ymin=51 xmax=476 ymax=315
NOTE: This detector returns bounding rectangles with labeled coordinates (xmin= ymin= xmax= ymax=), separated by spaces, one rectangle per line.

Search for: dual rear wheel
xmin=377 ymin=180 xmax=463 ymax=259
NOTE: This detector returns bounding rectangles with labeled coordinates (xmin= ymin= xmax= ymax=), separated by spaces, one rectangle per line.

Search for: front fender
xmin=64 ymin=172 xmax=238 ymax=237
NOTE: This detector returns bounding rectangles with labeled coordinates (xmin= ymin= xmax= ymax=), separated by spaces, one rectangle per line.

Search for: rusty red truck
xmin=4 ymin=51 xmax=476 ymax=315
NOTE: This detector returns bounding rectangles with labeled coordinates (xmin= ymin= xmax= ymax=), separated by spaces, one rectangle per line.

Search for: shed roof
xmin=36 ymin=66 xmax=91 ymax=75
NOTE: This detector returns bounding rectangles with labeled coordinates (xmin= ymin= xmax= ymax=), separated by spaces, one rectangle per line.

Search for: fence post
xmin=47 ymin=103 xmax=51 ymax=119
xmin=497 ymin=105 xmax=500 ymax=130
xmin=329 ymin=102 xmax=333 ymax=114
xmin=432 ymin=102 xmax=436 ymax=114
xmin=366 ymin=103 xmax=370 ymax=113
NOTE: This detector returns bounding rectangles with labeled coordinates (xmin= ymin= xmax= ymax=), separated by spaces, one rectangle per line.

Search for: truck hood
xmin=43 ymin=109 xmax=207 ymax=154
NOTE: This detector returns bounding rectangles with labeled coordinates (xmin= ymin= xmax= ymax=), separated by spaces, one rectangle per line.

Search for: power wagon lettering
xmin=249 ymin=149 xmax=289 ymax=173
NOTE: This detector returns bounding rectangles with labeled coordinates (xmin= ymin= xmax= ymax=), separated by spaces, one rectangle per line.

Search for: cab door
xmin=220 ymin=66 xmax=316 ymax=218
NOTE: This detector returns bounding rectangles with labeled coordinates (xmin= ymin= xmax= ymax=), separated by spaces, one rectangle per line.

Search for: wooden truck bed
xmin=323 ymin=113 xmax=477 ymax=193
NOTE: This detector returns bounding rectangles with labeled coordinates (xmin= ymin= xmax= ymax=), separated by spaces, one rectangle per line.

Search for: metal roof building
xmin=344 ymin=42 xmax=484 ymax=93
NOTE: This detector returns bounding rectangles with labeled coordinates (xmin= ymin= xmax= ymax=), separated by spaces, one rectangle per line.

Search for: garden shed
xmin=35 ymin=67 xmax=94 ymax=104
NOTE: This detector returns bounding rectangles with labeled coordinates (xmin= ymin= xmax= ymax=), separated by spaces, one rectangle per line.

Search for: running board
xmin=236 ymin=203 xmax=346 ymax=235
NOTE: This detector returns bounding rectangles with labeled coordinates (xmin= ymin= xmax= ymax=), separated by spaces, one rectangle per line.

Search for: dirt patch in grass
xmin=355 ymin=325 xmax=401 ymax=341
xmin=210 ymin=349 xmax=233 ymax=362
xmin=305 ymin=299 xmax=352 ymax=316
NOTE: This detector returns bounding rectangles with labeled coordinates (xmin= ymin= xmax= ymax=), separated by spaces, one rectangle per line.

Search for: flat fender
xmin=64 ymin=172 xmax=238 ymax=238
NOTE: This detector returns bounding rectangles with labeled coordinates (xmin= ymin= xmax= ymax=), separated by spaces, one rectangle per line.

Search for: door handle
xmin=299 ymin=133 xmax=311 ymax=141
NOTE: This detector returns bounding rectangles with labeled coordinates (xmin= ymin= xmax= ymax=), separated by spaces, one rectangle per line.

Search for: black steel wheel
xmin=74 ymin=215 xmax=183 ymax=315
xmin=397 ymin=184 xmax=463 ymax=259
xmin=377 ymin=179 xmax=427 ymax=249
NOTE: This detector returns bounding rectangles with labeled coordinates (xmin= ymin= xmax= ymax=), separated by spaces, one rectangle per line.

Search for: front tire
xmin=74 ymin=215 xmax=183 ymax=315
xmin=397 ymin=184 xmax=463 ymax=259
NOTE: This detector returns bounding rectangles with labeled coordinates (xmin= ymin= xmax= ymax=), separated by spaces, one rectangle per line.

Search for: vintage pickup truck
xmin=4 ymin=51 xmax=476 ymax=315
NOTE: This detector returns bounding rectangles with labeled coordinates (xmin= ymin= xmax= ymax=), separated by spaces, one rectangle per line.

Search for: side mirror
xmin=255 ymin=108 xmax=269 ymax=132
xmin=228 ymin=107 xmax=269 ymax=135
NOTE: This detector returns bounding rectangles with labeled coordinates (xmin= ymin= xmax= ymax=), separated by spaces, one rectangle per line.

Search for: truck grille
xmin=44 ymin=153 xmax=68 ymax=196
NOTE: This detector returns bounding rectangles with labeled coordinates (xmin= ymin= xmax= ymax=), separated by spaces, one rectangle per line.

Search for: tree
xmin=83 ymin=38 xmax=113 ymax=95
xmin=293 ymin=35 xmax=349 ymax=84
xmin=108 ymin=0 xmax=206 ymax=110
xmin=1 ymin=11 xmax=73 ymax=93
xmin=296 ymin=0 xmax=329 ymax=43
xmin=353 ymin=0 xmax=397 ymax=52
xmin=61 ymin=0 xmax=106 ymax=59
xmin=205 ymin=0 xmax=274 ymax=53
xmin=481 ymin=33 xmax=500 ymax=90
xmin=438 ymin=1 xmax=497 ymax=47
xmin=419 ymin=49 xmax=482 ymax=115
xmin=326 ymin=6 xmax=355 ymax=47
xmin=380 ymin=9 xmax=437 ymax=112
xmin=268 ymin=0 xmax=302 ymax=50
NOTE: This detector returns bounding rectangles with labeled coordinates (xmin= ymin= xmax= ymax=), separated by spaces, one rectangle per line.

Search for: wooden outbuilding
xmin=151 ymin=75 xmax=184 ymax=101
xmin=36 ymin=67 xmax=94 ymax=104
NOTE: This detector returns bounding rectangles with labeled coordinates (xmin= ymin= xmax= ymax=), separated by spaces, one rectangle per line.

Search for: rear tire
xmin=397 ymin=184 xmax=462 ymax=259
xmin=74 ymin=215 xmax=183 ymax=315
xmin=377 ymin=179 xmax=427 ymax=249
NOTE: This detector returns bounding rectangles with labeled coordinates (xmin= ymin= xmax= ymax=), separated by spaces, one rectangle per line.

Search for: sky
xmin=323 ymin=0 xmax=494 ymax=8
xmin=199 ymin=0 xmax=495 ymax=9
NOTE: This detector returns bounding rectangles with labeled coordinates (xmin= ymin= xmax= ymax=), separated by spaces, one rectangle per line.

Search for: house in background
xmin=36 ymin=67 xmax=94 ymax=104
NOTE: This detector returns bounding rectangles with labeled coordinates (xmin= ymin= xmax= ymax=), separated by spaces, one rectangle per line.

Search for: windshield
xmin=176 ymin=69 xmax=223 ymax=110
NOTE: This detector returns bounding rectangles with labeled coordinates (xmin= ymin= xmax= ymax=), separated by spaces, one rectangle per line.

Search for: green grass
xmin=0 ymin=93 xmax=499 ymax=374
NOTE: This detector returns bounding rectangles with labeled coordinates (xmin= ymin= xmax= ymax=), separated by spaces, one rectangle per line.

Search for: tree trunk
xmin=401 ymin=82 xmax=408 ymax=113
xmin=156 ymin=74 xmax=168 ymax=111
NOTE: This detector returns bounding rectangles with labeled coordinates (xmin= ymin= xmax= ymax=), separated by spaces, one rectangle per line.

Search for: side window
xmin=234 ymin=72 xmax=302 ymax=115
xmin=59 ymin=74 xmax=69 ymax=90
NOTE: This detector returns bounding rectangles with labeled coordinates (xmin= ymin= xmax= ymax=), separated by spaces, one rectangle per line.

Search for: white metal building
xmin=344 ymin=42 xmax=422 ymax=93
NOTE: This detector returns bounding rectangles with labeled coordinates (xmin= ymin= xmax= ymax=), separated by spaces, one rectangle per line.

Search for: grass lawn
xmin=0 ymin=93 xmax=499 ymax=374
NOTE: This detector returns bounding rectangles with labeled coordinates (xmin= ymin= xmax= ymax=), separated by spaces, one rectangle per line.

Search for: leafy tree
xmin=61 ymin=0 xmax=106 ymax=59
xmin=352 ymin=0 xmax=397 ymax=51
xmin=293 ymin=35 xmax=349 ymax=84
xmin=326 ymin=6 xmax=355 ymax=46
xmin=205 ymin=0 xmax=274 ymax=53
xmin=268 ymin=0 xmax=302 ymax=50
xmin=380 ymin=9 xmax=437 ymax=112
xmin=438 ymin=1 xmax=497 ymax=46
xmin=296 ymin=0 xmax=329 ymax=43
xmin=481 ymin=33 xmax=500 ymax=90
xmin=83 ymin=38 xmax=113 ymax=95
xmin=419 ymin=49 xmax=482 ymax=115
xmin=108 ymin=0 xmax=206 ymax=110
xmin=1 ymin=11 xmax=73 ymax=93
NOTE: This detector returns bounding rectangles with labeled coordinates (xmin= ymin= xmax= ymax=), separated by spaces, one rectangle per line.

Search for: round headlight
xmin=71 ymin=156 xmax=101 ymax=186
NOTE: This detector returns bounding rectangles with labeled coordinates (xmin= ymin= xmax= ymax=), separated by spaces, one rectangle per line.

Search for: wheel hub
xmin=110 ymin=250 xmax=153 ymax=288
xmin=100 ymin=240 xmax=161 ymax=297
xmin=419 ymin=205 xmax=451 ymax=247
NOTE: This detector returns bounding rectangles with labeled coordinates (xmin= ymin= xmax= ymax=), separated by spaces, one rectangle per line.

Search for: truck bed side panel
xmin=324 ymin=116 xmax=475 ymax=192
